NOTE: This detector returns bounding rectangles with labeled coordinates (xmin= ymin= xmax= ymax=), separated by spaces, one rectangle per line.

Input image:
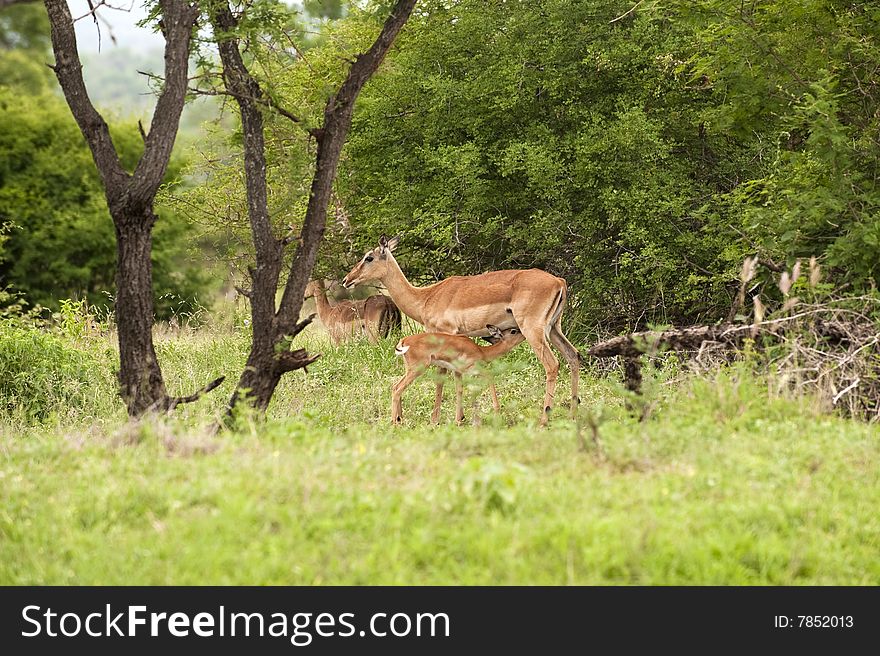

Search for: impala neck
xmin=380 ymin=255 xmax=428 ymax=326
xmin=479 ymin=339 xmax=520 ymax=362
xmin=312 ymin=284 xmax=333 ymax=323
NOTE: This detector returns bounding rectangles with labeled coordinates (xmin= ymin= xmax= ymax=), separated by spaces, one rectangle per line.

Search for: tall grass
xmin=1 ymin=311 xmax=878 ymax=584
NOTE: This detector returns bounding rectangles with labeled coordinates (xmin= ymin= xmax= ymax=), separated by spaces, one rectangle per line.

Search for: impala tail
xmin=394 ymin=341 xmax=409 ymax=356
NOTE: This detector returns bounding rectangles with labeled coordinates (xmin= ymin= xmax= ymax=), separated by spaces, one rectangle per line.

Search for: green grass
xmin=1 ymin=323 xmax=879 ymax=584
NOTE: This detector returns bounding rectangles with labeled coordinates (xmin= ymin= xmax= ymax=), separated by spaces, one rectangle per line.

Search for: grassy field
xmin=1 ymin=320 xmax=879 ymax=585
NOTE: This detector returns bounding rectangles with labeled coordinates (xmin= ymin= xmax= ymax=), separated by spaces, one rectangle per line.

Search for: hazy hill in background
xmin=72 ymin=2 xmax=219 ymax=136
xmin=80 ymin=46 xmax=221 ymax=137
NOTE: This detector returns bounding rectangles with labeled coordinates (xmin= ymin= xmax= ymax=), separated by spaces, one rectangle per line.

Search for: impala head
xmin=485 ymin=324 xmax=524 ymax=345
xmin=342 ymin=234 xmax=400 ymax=289
xmin=303 ymin=279 xmax=324 ymax=299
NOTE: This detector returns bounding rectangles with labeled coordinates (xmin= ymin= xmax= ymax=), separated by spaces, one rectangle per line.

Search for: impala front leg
xmin=431 ymin=369 xmax=447 ymax=424
xmin=488 ymin=380 xmax=500 ymax=413
xmin=391 ymin=369 xmax=420 ymax=425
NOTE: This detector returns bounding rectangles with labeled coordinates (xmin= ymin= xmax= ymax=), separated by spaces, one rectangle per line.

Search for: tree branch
xmin=275 ymin=349 xmax=321 ymax=374
xmin=130 ymin=0 xmax=199 ymax=207
xmin=165 ymin=375 xmax=226 ymax=411
xmin=275 ymin=0 xmax=418 ymax=331
xmin=277 ymin=313 xmax=316 ymax=341
xmin=44 ymin=0 xmax=128 ymax=195
xmin=610 ymin=0 xmax=644 ymax=24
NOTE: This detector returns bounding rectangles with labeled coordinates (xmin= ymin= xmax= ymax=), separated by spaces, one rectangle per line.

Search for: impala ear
xmin=385 ymin=235 xmax=400 ymax=252
xmin=378 ymin=234 xmax=388 ymax=249
xmin=486 ymin=324 xmax=502 ymax=339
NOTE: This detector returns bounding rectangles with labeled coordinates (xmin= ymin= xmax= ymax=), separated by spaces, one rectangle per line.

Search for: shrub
xmin=0 ymin=318 xmax=112 ymax=423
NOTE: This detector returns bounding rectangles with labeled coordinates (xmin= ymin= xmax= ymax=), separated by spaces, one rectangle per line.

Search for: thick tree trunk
xmin=213 ymin=0 xmax=416 ymax=424
xmin=228 ymin=352 xmax=281 ymax=414
xmin=227 ymin=340 xmax=317 ymax=415
xmin=45 ymin=0 xmax=223 ymax=417
xmin=113 ymin=209 xmax=167 ymax=414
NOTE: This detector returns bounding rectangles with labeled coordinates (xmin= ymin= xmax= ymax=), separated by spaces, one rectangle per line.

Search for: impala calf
xmin=344 ymin=235 xmax=583 ymax=426
xmin=392 ymin=325 xmax=525 ymax=425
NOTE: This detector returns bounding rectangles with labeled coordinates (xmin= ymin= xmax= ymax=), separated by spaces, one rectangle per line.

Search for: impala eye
xmin=365 ymin=255 xmax=374 ymax=262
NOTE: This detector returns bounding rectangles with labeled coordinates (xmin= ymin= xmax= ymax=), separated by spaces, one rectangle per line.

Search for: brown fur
xmin=343 ymin=236 xmax=581 ymax=426
xmin=392 ymin=326 xmax=525 ymax=425
xmin=304 ymin=279 xmax=400 ymax=345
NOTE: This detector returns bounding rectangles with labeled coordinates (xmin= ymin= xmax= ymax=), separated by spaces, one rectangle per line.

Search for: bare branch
xmin=275 ymin=349 xmax=321 ymax=374
xmin=610 ymin=0 xmax=644 ymax=24
xmin=187 ymin=85 xmax=231 ymax=98
xmin=74 ymin=0 xmax=105 ymax=23
xmin=757 ymin=258 xmax=785 ymax=273
xmin=277 ymin=313 xmax=316 ymax=341
xmin=165 ymin=376 xmax=227 ymax=412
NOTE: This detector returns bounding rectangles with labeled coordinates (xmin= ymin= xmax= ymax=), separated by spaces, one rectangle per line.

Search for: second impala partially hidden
xmin=304 ymin=279 xmax=400 ymax=345
xmin=392 ymin=325 xmax=525 ymax=425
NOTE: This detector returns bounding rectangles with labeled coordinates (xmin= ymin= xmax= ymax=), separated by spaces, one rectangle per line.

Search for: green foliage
xmin=0 ymin=0 xmax=218 ymax=317
xmin=304 ymin=0 xmax=345 ymax=21
xmin=0 ymin=317 xmax=114 ymax=423
xmin=0 ymin=87 xmax=214 ymax=317
xmin=447 ymin=458 xmax=531 ymax=515
xmin=0 ymin=3 xmax=50 ymax=51
xmin=336 ymin=0 xmax=731 ymax=332
xmin=671 ymin=0 xmax=880 ymax=286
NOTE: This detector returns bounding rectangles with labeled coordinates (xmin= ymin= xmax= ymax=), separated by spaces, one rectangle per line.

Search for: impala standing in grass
xmin=343 ymin=236 xmax=582 ymax=426
xmin=393 ymin=325 xmax=525 ymax=425
xmin=304 ymin=279 xmax=401 ymax=345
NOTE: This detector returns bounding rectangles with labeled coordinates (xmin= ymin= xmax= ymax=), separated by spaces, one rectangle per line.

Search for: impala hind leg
xmin=550 ymin=324 xmax=581 ymax=418
xmin=454 ymin=373 xmax=465 ymax=425
xmin=431 ymin=369 xmax=447 ymax=424
xmin=391 ymin=368 xmax=421 ymax=425
xmin=488 ymin=380 xmax=500 ymax=413
xmin=519 ymin=323 xmax=560 ymax=427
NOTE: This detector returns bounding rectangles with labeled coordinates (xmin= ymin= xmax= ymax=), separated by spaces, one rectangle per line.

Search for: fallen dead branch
xmin=589 ymin=297 xmax=880 ymax=422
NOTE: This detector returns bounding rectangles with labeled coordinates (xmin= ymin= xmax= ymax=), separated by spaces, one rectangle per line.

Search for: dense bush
xmin=338 ymin=0 xmax=880 ymax=332
xmin=0 ymin=88 xmax=215 ymax=318
xmin=0 ymin=318 xmax=114 ymax=422
xmin=0 ymin=4 xmax=216 ymax=318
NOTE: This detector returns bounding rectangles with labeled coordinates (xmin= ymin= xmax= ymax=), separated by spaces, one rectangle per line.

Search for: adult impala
xmin=343 ymin=236 xmax=582 ymax=426
xmin=304 ymin=279 xmax=400 ymax=345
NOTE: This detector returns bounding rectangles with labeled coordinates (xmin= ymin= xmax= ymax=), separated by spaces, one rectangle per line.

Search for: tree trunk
xmin=213 ymin=0 xmax=417 ymax=424
xmin=113 ymin=208 xmax=167 ymax=414
xmin=44 ymin=0 xmax=223 ymax=417
xmin=227 ymin=341 xmax=317 ymax=415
